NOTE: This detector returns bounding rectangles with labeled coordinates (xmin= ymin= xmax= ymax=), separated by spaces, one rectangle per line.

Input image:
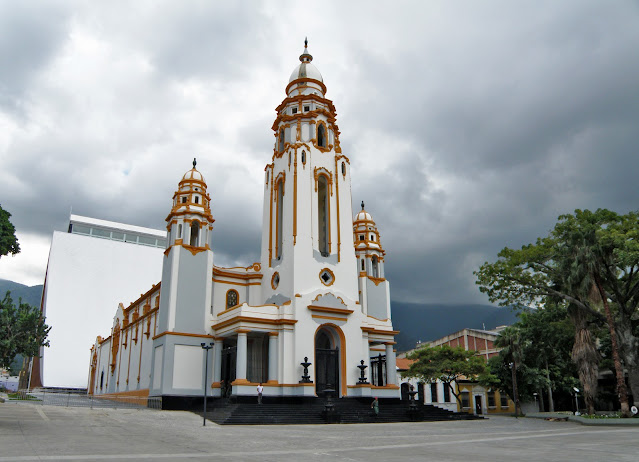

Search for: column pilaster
xmin=234 ymin=330 xmax=249 ymax=384
xmin=267 ymin=332 xmax=278 ymax=384
xmin=385 ymin=342 xmax=397 ymax=386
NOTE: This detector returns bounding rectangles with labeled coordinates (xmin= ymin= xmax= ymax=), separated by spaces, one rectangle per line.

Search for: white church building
xmin=89 ymin=41 xmax=400 ymax=405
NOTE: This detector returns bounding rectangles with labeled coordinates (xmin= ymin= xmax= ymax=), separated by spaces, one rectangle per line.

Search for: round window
xmin=319 ymin=268 xmax=335 ymax=286
xmin=271 ymin=272 xmax=280 ymax=290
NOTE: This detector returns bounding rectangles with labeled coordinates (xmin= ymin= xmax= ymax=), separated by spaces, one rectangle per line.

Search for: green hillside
xmin=0 ymin=279 xmax=520 ymax=355
xmin=0 ymin=279 xmax=44 ymax=309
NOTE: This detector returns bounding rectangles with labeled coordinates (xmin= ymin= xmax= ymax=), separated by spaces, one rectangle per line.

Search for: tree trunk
xmin=545 ymin=362 xmax=555 ymax=412
xmin=538 ymin=388 xmax=545 ymax=412
xmin=569 ymin=307 xmax=599 ymax=415
xmin=616 ymin=319 xmax=639 ymax=409
xmin=511 ymin=361 xmax=521 ymax=416
xmin=594 ymin=274 xmax=630 ymax=416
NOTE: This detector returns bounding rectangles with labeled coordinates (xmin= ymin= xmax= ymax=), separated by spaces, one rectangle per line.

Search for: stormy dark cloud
xmin=1 ymin=1 xmax=638 ymax=306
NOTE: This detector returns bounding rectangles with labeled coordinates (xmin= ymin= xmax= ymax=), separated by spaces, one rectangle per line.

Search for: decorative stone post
xmin=300 ymin=357 xmax=312 ymax=383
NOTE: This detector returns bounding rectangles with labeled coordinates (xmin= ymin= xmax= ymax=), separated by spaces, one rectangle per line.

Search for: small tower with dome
xmin=152 ymin=159 xmax=216 ymax=398
xmin=353 ymin=201 xmax=390 ymax=320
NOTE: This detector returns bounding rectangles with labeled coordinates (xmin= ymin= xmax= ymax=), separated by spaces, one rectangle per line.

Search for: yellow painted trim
xmin=334 ymin=155 xmax=341 ymax=262
xmin=312 ymin=314 xmax=347 ymax=322
xmin=307 ymin=305 xmax=353 ymax=316
xmin=152 ymin=331 xmax=215 ymax=341
xmin=213 ymin=268 xmax=263 ymax=280
xmin=212 ymin=278 xmax=262 ymax=287
xmin=361 ymin=327 xmax=400 ymax=335
xmin=212 ymin=316 xmax=297 ymax=331
xmin=293 ymin=148 xmax=297 ymax=245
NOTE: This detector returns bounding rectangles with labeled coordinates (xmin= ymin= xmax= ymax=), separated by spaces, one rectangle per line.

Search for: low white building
xmin=89 ymin=41 xmax=400 ymax=406
xmin=34 ymin=215 xmax=165 ymax=388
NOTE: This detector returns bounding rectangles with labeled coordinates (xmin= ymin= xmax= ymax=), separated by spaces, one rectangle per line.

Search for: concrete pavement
xmin=1 ymin=401 xmax=637 ymax=461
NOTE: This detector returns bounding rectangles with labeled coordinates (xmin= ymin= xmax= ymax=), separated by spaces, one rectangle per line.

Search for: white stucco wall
xmin=42 ymin=231 xmax=163 ymax=387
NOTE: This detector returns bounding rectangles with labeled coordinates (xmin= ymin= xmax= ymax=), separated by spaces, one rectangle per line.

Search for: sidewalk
xmin=526 ymin=411 xmax=639 ymax=426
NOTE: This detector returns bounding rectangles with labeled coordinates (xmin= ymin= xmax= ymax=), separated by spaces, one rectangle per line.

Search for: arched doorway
xmin=315 ymin=326 xmax=342 ymax=397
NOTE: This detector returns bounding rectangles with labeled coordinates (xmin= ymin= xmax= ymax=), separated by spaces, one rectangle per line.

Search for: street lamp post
xmin=573 ymin=387 xmax=580 ymax=416
xmin=201 ymin=342 xmax=214 ymax=426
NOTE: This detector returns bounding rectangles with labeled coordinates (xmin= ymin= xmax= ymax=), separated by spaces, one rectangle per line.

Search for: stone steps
xmin=201 ymin=398 xmax=482 ymax=425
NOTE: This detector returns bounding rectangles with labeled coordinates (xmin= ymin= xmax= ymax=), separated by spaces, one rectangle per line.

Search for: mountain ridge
xmin=0 ymin=279 xmax=520 ymax=354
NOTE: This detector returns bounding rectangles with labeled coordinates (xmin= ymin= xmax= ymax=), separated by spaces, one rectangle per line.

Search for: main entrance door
xmin=315 ymin=329 xmax=339 ymax=396
xmin=220 ymin=344 xmax=236 ymax=398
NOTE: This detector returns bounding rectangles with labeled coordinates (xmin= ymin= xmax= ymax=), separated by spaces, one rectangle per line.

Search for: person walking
xmin=371 ymin=397 xmax=379 ymax=417
xmin=257 ymin=383 xmax=264 ymax=404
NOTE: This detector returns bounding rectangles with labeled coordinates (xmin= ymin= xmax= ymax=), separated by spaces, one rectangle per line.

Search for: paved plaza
xmin=1 ymin=402 xmax=637 ymax=461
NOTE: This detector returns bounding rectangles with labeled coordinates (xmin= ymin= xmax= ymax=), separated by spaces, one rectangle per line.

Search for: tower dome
xmin=353 ymin=201 xmax=384 ymax=254
xmin=285 ymin=38 xmax=326 ymax=98
xmin=288 ymin=38 xmax=323 ymax=83
xmin=165 ymin=158 xmax=214 ymax=251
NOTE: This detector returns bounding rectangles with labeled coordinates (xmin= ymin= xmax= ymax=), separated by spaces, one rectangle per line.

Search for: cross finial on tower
xmin=299 ymin=37 xmax=313 ymax=62
xmin=193 ymin=158 xmax=197 ymax=169
xmin=361 ymin=201 xmax=365 ymax=210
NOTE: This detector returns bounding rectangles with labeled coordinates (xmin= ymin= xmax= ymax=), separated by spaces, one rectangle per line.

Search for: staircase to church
xmin=201 ymin=398 xmax=482 ymax=425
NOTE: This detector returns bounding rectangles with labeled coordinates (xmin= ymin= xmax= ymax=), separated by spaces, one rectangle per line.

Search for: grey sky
xmin=1 ymin=0 xmax=638 ymax=304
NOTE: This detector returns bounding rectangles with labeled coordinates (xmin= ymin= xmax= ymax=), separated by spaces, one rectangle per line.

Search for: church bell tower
xmin=157 ymin=159 xmax=215 ymax=334
xmin=260 ymin=40 xmax=358 ymax=304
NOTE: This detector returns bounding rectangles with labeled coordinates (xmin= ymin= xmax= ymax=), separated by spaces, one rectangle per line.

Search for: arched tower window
xmin=177 ymin=224 xmax=182 ymax=239
xmin=276 ymin=179 xmax=284 ymax=259
xmin=278 ymin=130 xmax=285 ymax=151
xmin=190 ymin=221 xmax=200 ymax=247
xmin=301 ymin=151 xmax=306 ymax=164
xmin=317 ymin=124 xmax=326 ymax=147
xmin=372 ymin=256 xmax=379 ymax=278
xmin=226 ymin=290 xmax=238 ymax=309
xmin=318 ymin=175 xmax=329 ymax=256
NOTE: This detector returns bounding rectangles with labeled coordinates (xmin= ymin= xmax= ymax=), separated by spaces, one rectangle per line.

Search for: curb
xmin=526 ymin=412 xmax=639 ymax=426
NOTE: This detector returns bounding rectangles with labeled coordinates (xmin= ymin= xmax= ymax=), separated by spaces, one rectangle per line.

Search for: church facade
xmin=89 ymin=42 xmax=399 ymax=404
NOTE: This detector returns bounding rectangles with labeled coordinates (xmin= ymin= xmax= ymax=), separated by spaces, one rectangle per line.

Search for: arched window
xmin=190 ymin=221 xmax=200 ymax=247
xmin=177 ymin=224 xmax=182 ymax=239
xmin=317 ymin=124 xmax=326 ymax=147
xmin=181 ymin=197 xmax=187 ymax=203
xmin=276 ymin=180 xmax=284 ymax=259
xmin=278 ymin=130 xmax=285 ymax=151
xmin=316 ymin=330 xmax=332 ymax=349
xmin=100 ymin=371 xmax=104 ymax=389
xmin=226 ymin=290 xmax=238 ymax=309
xmin=341 ymin=162 xmax=346 ymax=176
xmin=361 ymin=259 xmax=365 ymax=271
xmin=372 ymin=256 xmax=379 ymax=278
xmin=301 ymin=151 xmax=306 ymax=164
xmin=318 ymin=175 xmax=329 ymax=256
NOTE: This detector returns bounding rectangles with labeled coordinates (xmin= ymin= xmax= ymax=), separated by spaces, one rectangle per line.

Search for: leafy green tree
xmin=555 ymin=210 xmax=631 ymax=415
xmin=487 ymin=305 xmax=579 ymax=412
xmin=402 ymin=345 xmax=488 ymax=406
xmin=475 ymin=209 xmax=639 ymax=414
xmin=0 ymin=205 xmax=20 ymax=258
xmin=0 ymin=292 xmax=50 ymax=369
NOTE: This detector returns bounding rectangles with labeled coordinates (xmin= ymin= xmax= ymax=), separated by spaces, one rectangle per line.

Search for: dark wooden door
xmin=316 ymin=347 xmax=339 ymax=396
